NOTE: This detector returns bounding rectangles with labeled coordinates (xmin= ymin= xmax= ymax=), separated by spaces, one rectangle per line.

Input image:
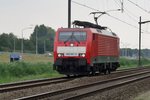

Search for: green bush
xmin=0 ymin=58 xmax=150 ymax=84
xmin=0 ymin=62 xmax=61 ymax=83
xmin=119 ymin=57 xmax=150 ymax=69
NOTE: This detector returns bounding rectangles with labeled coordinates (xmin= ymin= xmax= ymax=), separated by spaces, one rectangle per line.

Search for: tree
xmin=0 ymin=33 xmax=17 ymax=51
xmin=30 ymin=24 xmax=55 ymax=54
xmin=0 ymin=24 xmax=55 ymax=54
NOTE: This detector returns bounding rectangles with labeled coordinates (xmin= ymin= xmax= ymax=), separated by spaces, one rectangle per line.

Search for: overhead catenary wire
xmin=72 ymin=1 xmax=137 ymax=29
xmin=114 ymin=0 xmax=150 ymax=32
xmin=108 ymin=14 xmax=150 ymax=34
xmin=113 ymin=0 xmax=121 ymax=8
xmin=71 ymin=0 xmax=150 ymax=34
xmin=119 ymin=0 xmax=124 ymax=13
xmin=107 ymin=14 xmax=138 ymax=29
xmin=114 ymin=0 xmax=138 ymax=22
xmin=124 ymin=10 xmax=138 ymax=22
xmin=71 ymin=1 xmax=99 ymax=11
xmin=127 ymin=0 xmax=150 ymax=14
xmin=114 ymin=0 xmax=124 ymax=13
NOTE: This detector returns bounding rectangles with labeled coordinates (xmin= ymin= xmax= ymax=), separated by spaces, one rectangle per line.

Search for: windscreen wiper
xmin=72 ymin=34 xmax=80 ymax=44
xmin=64 ymin=32 xmax=80 ymax=44
xmin=64 ymin=33 xmax=73 ymax=44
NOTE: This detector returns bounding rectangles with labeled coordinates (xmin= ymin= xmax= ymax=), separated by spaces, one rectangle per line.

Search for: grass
xmin=0 ymin=52 xmax=54 ymax=63
xmin=0 ymin=52 xmax=150 ymax=84
xmin=0 ymin=62 xmax=62 ymax=84
xmin=119 ymin=57 xmax=150 ymax=69
xmin=0 ymin=73 xmax=62 ymax=84
xmin=0 ymin=52 xmax=61 ymax=84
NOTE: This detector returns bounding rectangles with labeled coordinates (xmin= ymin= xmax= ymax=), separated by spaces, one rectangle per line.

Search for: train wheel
xmin=108 ymin=63 xmax=112 ymax=74
xmin=91 ymin=68 xmax=96 ymax=76
xmin=108 ymin=68 xmax=111 ymax=74
xmin=73 ymin=74 xmax=79 ymax=77
xmin=67 ymin=75 xmax=70 ymax=77
xmin=104 ymin=69 xmax=111 ymax=75
xmin=92 ymin=71 xmax=95 ymax=75
xmin=104 ymin=69 xmax=107 ymax=75
xmin=99 ymin=68 xmax=102 ymax=75
xmin=104 ymin=63 xmax=107 ymax=75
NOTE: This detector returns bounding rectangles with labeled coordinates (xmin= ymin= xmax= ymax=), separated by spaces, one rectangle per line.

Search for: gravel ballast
xmin=0 ymin=69 xmax=149 ymax=100
xmin=81 ymin=77 xmax=150 ymax=100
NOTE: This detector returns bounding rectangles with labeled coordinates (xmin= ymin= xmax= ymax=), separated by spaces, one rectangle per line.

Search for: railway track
xmin=0 ymin=66 xmax=148 ymax=93
xmin=0 ymin=77 xmax=73 ymax=93
xmin=1 ymin=66 xmax=150 ymax=100
xmin=16 ymin=68 xmax=150 ymax=100
xmin=112 ymin=66 xmax=149 ymax=74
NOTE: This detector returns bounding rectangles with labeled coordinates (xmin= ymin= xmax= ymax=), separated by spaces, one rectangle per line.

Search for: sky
xmin=0 ymin=0 xmax=150 ymax=49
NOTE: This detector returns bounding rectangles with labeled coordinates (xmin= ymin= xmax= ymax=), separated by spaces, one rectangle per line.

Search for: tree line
xmin=0 ymin=24 xmax=55 ymax=54
xmin=120 ymin=48 xmax=150 ymax=58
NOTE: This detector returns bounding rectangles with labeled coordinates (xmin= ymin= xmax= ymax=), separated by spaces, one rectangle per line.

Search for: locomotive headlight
xmin=58 ymin=53 xmax=64 ymax=57
xmin=58 ymin=54 xmax=61 ymax=57
xmin=79 ymin=53 xmax=85 ymax=57
xmin=70 ymin=43 xmax=74 ymax=47
xmin=81 ymin=53 xmax=85 ymax=57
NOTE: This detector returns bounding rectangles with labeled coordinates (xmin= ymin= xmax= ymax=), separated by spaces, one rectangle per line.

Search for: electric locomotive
xmin=53 ymin=20 xmax=120 ymax=76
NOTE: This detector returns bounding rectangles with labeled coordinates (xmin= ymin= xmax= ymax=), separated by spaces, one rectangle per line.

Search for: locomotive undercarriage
xmin=54 ymin=58 xmax=90 ymax=76
xmin=54 ymin=58 xmax=120 ymax=76
xmin=91 ymin=56 xmax=120 ymax=75
xmin=92 ymin=62 xmax=120 ymax=75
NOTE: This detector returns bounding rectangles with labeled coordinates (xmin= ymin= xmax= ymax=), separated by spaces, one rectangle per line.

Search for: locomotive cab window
xmin=59 ymin=32 xmax=86 ymax=42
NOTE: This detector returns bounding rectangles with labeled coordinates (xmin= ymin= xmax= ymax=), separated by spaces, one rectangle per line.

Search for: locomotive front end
xmin=53 ymin=28 xmax=90 ymax=76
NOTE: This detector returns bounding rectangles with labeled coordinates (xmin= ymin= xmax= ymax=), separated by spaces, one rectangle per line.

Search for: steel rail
xmin=16 ymin=70 xmax=150 ymax=100
xmin=65 ymin=73 xmax=150 ymax=100
xmin=0 ymin=66 xmax=148 ymax=88
xmin=1 ymin=66 xmax=149 ymax=93
xmin=0 ymin=77 xmax=66 ymax=88
xmin=0 ymin=77 xmax=73 ymax=93
xmin=112 ymin=66 xmax=149 ymax=74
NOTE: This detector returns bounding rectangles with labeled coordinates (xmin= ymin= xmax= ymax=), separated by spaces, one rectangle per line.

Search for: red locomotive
xmin=53 ymin=21 xmax=120 ymax=76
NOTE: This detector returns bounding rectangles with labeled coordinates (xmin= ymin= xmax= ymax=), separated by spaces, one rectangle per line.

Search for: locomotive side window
xmin=59 ymin=32 xmax=86 ymax=42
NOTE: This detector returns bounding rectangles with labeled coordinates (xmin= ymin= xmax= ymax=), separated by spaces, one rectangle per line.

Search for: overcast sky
xmin=0 ymin=0 xmax=150 ymax=48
